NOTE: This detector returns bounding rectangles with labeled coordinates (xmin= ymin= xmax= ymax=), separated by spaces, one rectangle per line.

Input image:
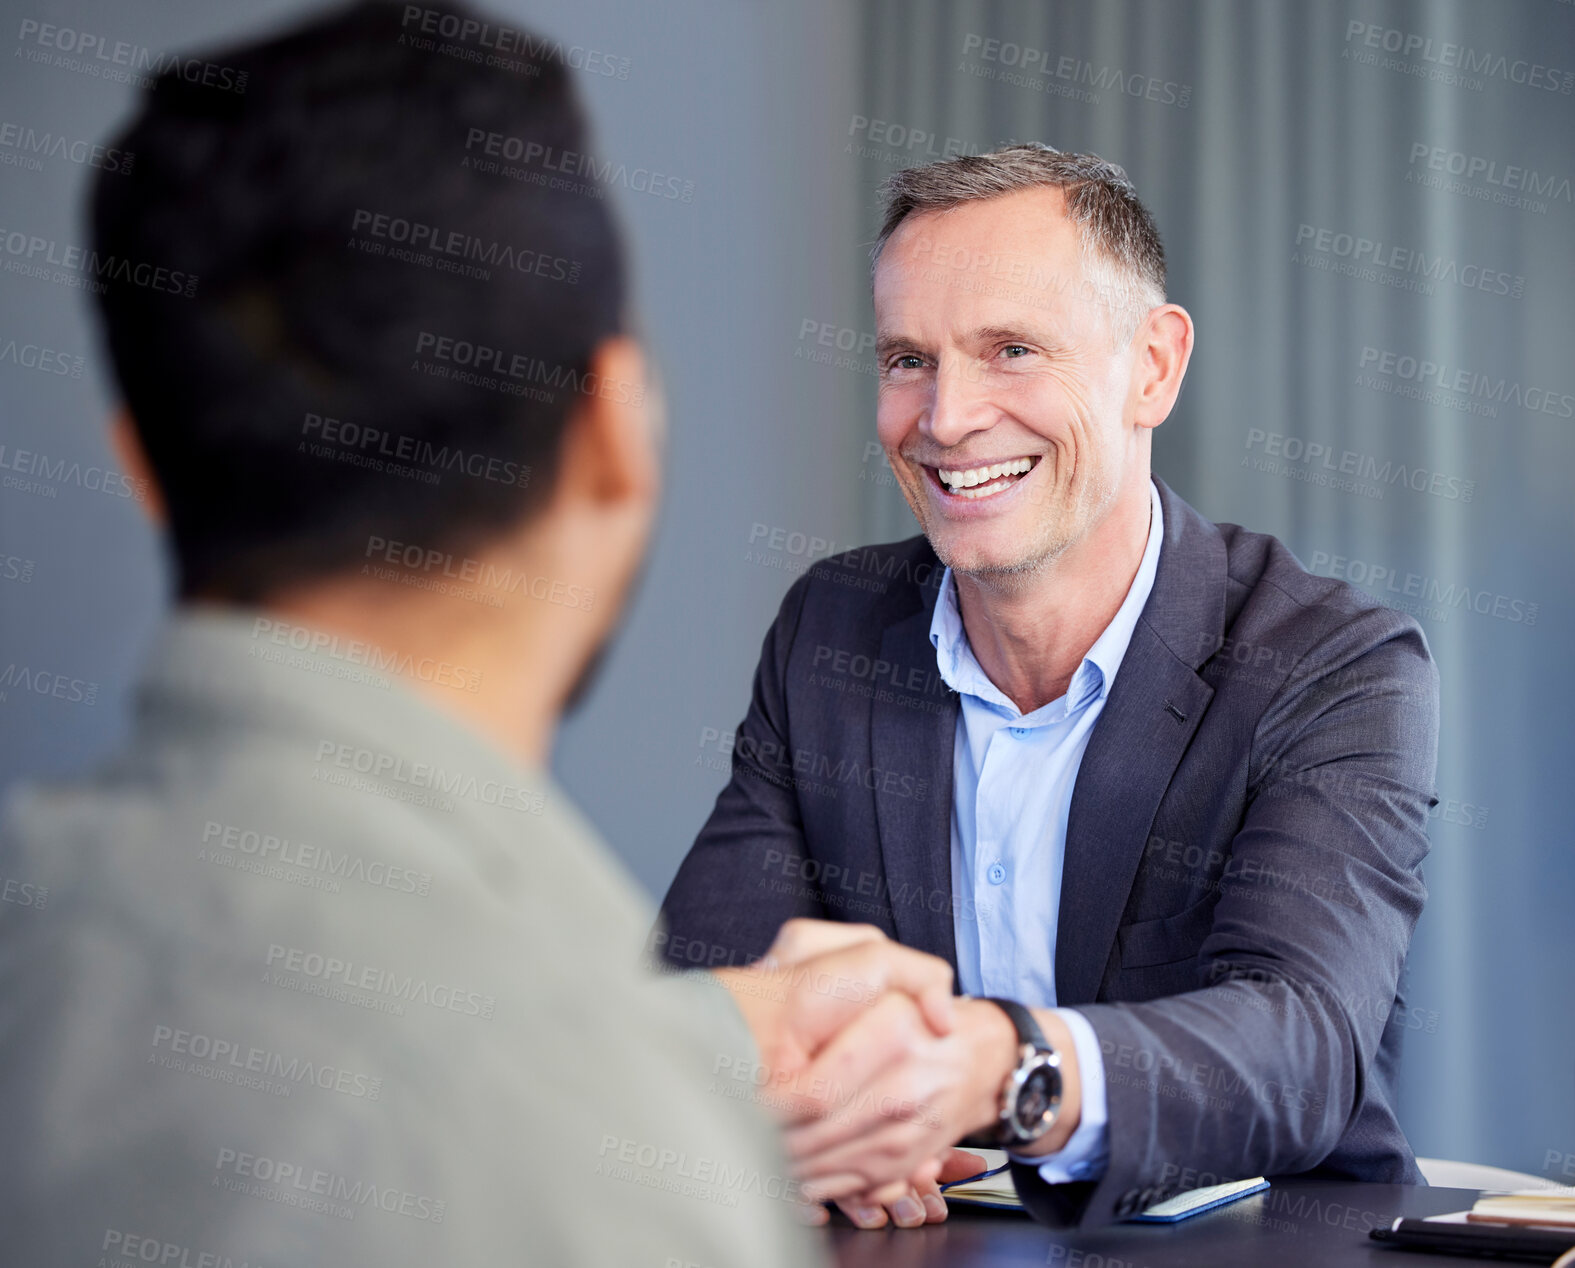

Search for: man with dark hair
xmin=661 ymin=145 xmax=1440 ymax=1229
xmin=0 ymin=3 xmax=957 ymax=1261
xmin=89 ymin=0 xmax=625 ymax=602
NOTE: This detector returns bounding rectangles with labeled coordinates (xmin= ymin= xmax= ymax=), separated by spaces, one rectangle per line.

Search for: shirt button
xmin=987 ymin=863 xmax=1006 ymax=885
xmin=1012 ymin=726 xmax=1030 ymax=737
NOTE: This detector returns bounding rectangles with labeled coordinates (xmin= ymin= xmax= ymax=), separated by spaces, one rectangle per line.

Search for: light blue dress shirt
xmin=928 ymin=479 xmax=1163 ymax=1185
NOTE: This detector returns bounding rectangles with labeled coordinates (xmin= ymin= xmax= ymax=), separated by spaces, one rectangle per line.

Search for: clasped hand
xmin=714 ymin=920 xmax=1015 ymax=1229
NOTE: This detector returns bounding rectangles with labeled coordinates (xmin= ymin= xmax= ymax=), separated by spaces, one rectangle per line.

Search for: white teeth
xmin=937 ymin=456 xmax=1034 ymax=495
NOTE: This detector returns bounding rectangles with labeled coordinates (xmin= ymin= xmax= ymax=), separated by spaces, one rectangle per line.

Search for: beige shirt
xmin=0 ymin=607 xmax=822 ymax=1267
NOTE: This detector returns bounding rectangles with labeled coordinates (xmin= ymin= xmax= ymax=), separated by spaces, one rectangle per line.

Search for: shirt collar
xmin=928 ymin=479 xmax=1165 ymax=719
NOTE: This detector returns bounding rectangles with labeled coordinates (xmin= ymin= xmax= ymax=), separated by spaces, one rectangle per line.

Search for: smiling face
xmin=874 ymin=185 xmax=1155 ymax=583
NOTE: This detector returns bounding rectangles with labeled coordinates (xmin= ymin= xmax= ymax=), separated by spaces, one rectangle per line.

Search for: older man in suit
xmin=661 ymin=145 xmax=1440 ymax=1230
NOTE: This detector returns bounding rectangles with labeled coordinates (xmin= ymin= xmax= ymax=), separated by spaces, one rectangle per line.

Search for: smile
xmin=931 ymin=456 xmax=1039 ymax=500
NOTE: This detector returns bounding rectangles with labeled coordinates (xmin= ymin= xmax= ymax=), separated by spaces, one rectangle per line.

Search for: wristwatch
xmin=979 ymin=997 xmax=1063 ymax=1148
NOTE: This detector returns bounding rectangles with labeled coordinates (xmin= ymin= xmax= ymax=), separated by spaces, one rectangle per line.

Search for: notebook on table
xmin=939 ymin=1149 xmax=1269 ymax=1222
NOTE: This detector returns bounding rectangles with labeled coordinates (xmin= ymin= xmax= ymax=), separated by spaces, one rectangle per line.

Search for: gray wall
xmin=0 ymin=0 xmax=871 ymax=894
xmin=1 ymin=0 xmax=1570 ymax=1183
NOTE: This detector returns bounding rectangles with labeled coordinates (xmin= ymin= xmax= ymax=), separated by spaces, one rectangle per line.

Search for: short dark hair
xmin=90 ymin=0 xmax=626 ymax=600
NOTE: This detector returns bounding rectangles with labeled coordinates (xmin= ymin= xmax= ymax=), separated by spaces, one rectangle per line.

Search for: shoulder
xmin=1140 ymin=482 xmax=1436 ymax=692
xmin=1182 ymin=516 xmax=1439 ymax=755
xmin=1212 ymin=517 xmax=1434 ymax=677
xmin=740 ymin=537 xmax=945 ymax=684
xmin=767 ymin=536 xmax=942 ymax=633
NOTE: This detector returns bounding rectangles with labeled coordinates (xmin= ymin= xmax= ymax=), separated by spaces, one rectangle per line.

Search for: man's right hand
xmin=712 ymin=919 xmax=956 ymax=1082
xmin=711 ymin=919 xmax=978 ymax=1225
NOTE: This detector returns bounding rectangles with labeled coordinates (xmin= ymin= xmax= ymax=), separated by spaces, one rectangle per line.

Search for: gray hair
xmin=872 ymin=144 xmax=1167 ymax=336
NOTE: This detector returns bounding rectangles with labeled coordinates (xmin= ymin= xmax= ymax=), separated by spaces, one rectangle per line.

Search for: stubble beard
xmin=913 ymin=452 xmax=1119 ymax=596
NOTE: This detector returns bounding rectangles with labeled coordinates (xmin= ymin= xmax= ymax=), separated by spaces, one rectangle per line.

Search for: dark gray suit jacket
xmin=660 ymin=476 xmax=1440 ymax=1228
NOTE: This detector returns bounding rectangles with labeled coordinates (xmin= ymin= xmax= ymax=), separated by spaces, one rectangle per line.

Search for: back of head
xmin=90 ymin=0 xmax=626 ymax=601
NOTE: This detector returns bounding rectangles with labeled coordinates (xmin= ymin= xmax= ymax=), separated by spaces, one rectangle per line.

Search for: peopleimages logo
xmin=697 ymin=726 xmax=930 ymax=802
xmin=0 ymin=661 xmax=98 ymax=704
xmin=202 ymin=817 xmax=435 ymax=896
xmin=1293 ymin=224 xmax=1524 ymax=299
xmin=301 ymin=409 xmax=531 ymax=490
xmin=1243 ymin=429 xmax=1474 ymax=502
xmin=595 ymin=1134 xmax=804 ymax=1207
xmin=100 ymin=1230 xmax=257 ymax=1268
xmin=399 ymin=4 xmax=631 ymax=79
xmin=1309 ymin=552 xmax=1537 ymax=626
xmin=348 ymin=208 xmax=581 ymax=284
xmin=959 ymin=33 xmax=1192 ymax=107
xmin=1406 ymin=143 xmax=1573 ymax=212
xmin=0 ymin=335 xmax=84 ymax=377
xmin=414 ymin=331 xmax=645 ymax=405
xmin=264 ymin=943 xmax=497 ymax=1018
xmin=1357 ymin=347 xmax=1574 ymax=419
xmin=215 ymin=1145 xmax=447 ymax=1222
xmin=361 ymin=535 xmax=595 ymax=613
xmin=0 ymin=121 xmax=132 ymax=174
xmin=844 ymin=115 xmax=991 ymax=164
xmin=151 ymin=1022 xmax=384 ymax=1100
xmin=797 ymin=317 xmax=875 ymax=369
xmin=0 ymin=225 xmax=198 ymax=297
xmin=251 ymin=616 xmax=482 ymax=694
xmin=1342 ymin=20 xmax=1574 ymax=94
xmin=462 ymin=129 xmax=693 ymax=202
xmin=15 ymin=18 xmax=249 ymax=92
xmin=312 ymin=737 xmax=547 ymax=814
xmin=0 ymin=443 xmax=146 ymax=502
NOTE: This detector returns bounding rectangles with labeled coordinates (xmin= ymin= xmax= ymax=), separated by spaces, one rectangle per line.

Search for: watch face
xmin=1016 ymin=1064 xmax=1060 ymax=1133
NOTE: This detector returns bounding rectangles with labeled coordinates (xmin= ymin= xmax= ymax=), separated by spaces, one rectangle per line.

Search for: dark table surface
xmin=830 ymin=1179 xmax=1502 ymax=1267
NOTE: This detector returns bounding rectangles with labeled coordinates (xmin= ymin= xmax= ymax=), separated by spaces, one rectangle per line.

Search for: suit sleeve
xmin=1012 ymin=607 xmax=1440 ymax=1228
xmin=655 ymin=573 xmax=828 ymax=971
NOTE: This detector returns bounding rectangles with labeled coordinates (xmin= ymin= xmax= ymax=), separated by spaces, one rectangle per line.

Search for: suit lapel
xmin=1055 ymin=477 xmax=1228 ymax=1004
xmin=870 ymin=605 xmax=960 ymax=968
xmin=1055 ymin=627 xmax=1212 ymax=1003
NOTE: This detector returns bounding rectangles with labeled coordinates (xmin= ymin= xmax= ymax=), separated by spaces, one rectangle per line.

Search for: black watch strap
xmin=982 ymin=996 xmax=1050 ymax=1052
xmin=967 ymin=996 xmax=1062 ymax=1149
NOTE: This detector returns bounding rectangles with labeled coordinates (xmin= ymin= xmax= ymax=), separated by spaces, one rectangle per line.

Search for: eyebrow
xmin=966 ymin=323 xmax=1061 ymax=350
xmin=875 ymin=324 xmax=1067 ymax=362
xmin=874 ymin=332 xmax=925 ymax=361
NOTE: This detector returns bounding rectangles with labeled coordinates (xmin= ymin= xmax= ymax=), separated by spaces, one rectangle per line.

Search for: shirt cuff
xmin=1007 ymin=1007 xmax=1109 ymax=1185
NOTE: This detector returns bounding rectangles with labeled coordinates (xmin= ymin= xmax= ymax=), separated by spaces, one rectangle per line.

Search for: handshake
xmin=709 ymin=919 xmax=1080 ymax=1229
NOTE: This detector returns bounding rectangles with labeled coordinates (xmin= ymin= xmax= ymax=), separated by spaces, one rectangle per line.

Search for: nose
xmin=921 ymin=352 xmax=995 ymax=450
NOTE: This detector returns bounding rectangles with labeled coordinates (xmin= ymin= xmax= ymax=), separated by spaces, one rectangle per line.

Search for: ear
xmin=1129 ymin=304 xmax=1195 ymax=432
xmin=109 ymin=407 xmax=168 ymax=524
xmin=549 ymin=336 xmax=660 ymax=512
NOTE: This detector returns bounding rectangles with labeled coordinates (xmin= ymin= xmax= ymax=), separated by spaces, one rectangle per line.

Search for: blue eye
xmin=894 ymin=355 xmax=924 ymax=370
xmin=1002 ymin=345 xmax=1029 ymax=358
